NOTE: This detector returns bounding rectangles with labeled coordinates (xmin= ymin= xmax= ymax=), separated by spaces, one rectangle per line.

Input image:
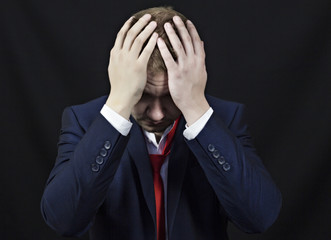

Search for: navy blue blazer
xmin=41 ymin=95 xmax=281 ymax=240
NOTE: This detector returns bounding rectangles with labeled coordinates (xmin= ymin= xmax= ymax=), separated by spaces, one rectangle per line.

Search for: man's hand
xmin=106 ymin=14 xmax=158 ymax=120
xmin=157 ymin=16 xmax=210 ymax=126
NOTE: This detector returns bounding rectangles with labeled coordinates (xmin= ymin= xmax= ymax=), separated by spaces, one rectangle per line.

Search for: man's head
xmin=129 ymin=6 xmax=187 ymax=74
xmin=129 ymin=7 xmax=188 ymax=136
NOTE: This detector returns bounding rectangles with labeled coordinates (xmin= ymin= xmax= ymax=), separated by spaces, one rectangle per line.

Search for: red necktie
xmin=149 ymin=117 xmax=180 ymax=240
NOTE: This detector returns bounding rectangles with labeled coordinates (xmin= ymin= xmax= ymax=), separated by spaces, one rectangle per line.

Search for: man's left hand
xmin=157 ymin=16 xmax=210 ymax=126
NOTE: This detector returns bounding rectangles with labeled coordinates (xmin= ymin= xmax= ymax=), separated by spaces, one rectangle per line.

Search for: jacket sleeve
xmin=40 ymin=106 xmax=129 ymax=237
xmin=185 ymin=104 xmax=282 ymax=233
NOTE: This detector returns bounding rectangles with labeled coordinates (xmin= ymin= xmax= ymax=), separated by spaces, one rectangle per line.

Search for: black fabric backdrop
xmin=1 ymin=0 xmax=330 ymax=239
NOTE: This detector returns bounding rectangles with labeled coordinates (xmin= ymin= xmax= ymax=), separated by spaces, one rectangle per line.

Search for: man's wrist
xmin=106 ymin=95 xmax=134 ymax=120
xmin=101 ymin=105 xmax=133 ymax=136
xmin=180 ymin=97 xmax=210 ymax=126
xmin=183 ymin=107 xmax=213 ymax=140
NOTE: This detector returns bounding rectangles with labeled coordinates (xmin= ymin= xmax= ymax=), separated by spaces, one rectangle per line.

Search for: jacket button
xmin=91 ymin=163 xmax=100 ymax=172
xmin=218 ymin=156 xmax=225 ymax=165
xmin=96 ymin=156 xmax=104 ymax=165
xmin=104 ymin=141 xmax=111 ymax=150
xmin=100 ymin=148 xmax=107 ymax=157
xmin=223 ymin=162 xmax=231 ymax=171
xmin=212 ymin=150 xmax=220 ymax=159
xmin=208 ymin=144 xmax=215 ymax=152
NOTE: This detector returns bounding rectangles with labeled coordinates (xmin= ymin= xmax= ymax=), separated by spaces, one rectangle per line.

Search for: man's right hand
xmin=106 ymin=14 xmax=158 ymax=120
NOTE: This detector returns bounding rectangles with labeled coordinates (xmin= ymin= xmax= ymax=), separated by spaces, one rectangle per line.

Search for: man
xmin=41 ymin=6 xmax=282 ymax=240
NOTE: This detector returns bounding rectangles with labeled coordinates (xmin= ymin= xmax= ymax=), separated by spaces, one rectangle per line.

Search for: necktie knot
xmin=149 ymin=154 xmax=165 ymax=173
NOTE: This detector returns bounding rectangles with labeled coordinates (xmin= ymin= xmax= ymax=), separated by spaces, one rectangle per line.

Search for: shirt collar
xmin=143 ymin=121 xmax=175 ymax=148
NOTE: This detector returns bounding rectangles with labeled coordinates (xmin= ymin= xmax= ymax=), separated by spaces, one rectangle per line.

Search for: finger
xmin=113 ymin=16 xmax=134 ymax=50
xmin=138 ymin=32 xmax=158 ymax=63
xmin=186 ymin=20 xmax=204 ymax=56
xmin=122 ymin=14 xmax=152 ymax=50
xmin=172 ymin=16 xmax=194 ymax=56
xmin=164 ymin=22 xmax=186 ymax=59
xmin=157 ymin=37 xmax=177 ymax=69
xmin=131 ymin=21 xmax=157 ymax=57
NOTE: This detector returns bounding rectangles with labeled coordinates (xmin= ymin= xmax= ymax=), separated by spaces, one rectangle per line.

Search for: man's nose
xmin=147 ymin=99 xmax=165 ymax=122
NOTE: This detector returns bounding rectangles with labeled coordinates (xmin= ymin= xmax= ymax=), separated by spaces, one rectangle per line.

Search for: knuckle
xmin=164 ymin=53 xmax=174 ymax=62
xmin=134 ymin=36 xmax=143 ymax=45
xmin=176 ymin=43 xmax=183 ymax=51
xmin=164 ymin=57 xmax=172 ymax=64
xmin=158 ymin=42 xmax=167 ymax=50
xmin=126 ymin=30 xmax=134 ymax=39
xmin=184 ymin=34 xmax=191 ymax=41
xmin=117 ymin=30 xmax=124 ymax=38
xmin=182 ymin=67 xmax=189 ymax=74
xmin=184 ymin=36 xmax=192 ymax=45
xmin=187 ymin=22 xmax=194 ymax=29
xmin=110 ymin=48 xmax=114 ymax=55
xmin=117 ymin=52 xmax=124 ymax=61
xmin=193 ymin=36 xmax=200 ymax=42
xmin=197 ymin=54 xmax=206 ymax=62
xmin=174 ymin=72 xmax=182 ymax=79
xmin=143 ymin=47 xmax=152 ymax=56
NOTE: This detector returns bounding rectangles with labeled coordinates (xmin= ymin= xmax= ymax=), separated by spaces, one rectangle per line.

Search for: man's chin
xmin=142 ymin=125 xmax=167 ymax=134
xmin=139 ymin=121 xmax=170 ymax=134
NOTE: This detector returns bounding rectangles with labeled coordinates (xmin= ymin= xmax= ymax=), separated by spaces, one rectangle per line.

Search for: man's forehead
xmin=145 ymin=72 xmax=170 ymax=97
xmin=147 ymin=71 xmax=167 ymax=80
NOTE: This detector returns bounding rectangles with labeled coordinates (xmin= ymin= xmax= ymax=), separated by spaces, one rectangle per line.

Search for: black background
xmin=1 ymin=0 xmax=330 ymax=239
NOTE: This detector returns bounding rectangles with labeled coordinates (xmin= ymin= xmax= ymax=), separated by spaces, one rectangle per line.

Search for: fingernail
xmin=149 ymin=21 xmax=156 ymax=27
xmin=152 ymin=32 xmax=158 ymax=38
xmin=173 ymin=16 xmax=181 ymax=22
xmin=143 ymin=14 xmax=151 ymax=20
xmin=187 ymin=20 xmax=193 ymax=25
xmin=165 ymin=22 xmax=171 ymax=29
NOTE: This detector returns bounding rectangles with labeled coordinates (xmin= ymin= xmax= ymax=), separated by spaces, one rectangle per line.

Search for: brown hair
xmin=130 ymin=6 xmax=188 ymax=74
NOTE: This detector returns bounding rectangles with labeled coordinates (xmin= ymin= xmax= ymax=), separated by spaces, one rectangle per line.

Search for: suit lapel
xmin=167 ymin=117 xmax=190 ymax=238
xmin=127 ymin=119 xmax=156 ymax=225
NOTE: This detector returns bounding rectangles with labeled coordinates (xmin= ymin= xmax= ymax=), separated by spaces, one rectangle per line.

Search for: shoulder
xmin=63 ymin=95 xmax=108 ymax=130
xmin=70 ymin=95 xmax=108 ymax=113
xmin=206 ymin=95 xmax=243 ymax=110
xmin=206 ymin=95 xmax=244 ymax=124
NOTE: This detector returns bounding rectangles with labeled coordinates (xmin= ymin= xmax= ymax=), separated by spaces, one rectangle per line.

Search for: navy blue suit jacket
xmin=41 ymin=95 xmax=281 ymax=240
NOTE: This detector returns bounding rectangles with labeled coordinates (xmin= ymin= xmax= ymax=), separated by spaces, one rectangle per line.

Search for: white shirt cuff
xmin=100 ymin=104 xmax=133 ymax=136
xmin=183 ymin=107 xmax=213 ymax=140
